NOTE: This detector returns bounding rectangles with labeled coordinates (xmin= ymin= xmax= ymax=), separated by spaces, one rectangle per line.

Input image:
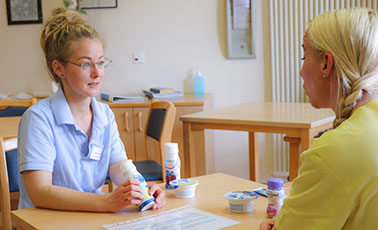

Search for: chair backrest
xmin=0 ymin=98 xmax=37 ymax=109
xmin=0 ymin=98 xmax=36 ymax=230
xmin=145 ymin=101 xmax=176 ymax=181
xmin=0 ymin=117 xmax=20 ymax=230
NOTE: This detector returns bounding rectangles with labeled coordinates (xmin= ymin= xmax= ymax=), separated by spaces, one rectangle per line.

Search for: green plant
xmin=63 ymin=0 xmax=87 ymax=15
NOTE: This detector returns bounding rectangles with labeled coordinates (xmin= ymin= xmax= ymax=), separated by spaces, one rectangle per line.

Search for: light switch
xmin=133 ymin=53 xmax=144 ymax=64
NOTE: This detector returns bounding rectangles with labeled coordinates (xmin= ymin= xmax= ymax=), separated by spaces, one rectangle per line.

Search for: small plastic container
xmin=224 ymin=191 xmax=259 ymax=213
xmin=266 ymin=178 xmax=285 ymax=218
xmin=169 ymin=179 xmax=199 ymax=198
xmin=164 ymin=143 xmax=181 ymax=189
xmin=120 ymin=160 xmax=155 ymax=211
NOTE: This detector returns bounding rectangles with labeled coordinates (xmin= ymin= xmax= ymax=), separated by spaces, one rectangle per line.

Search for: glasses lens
xmin=81 ymin=62 xmax=91 ymax=71
xmin=103 ymin=58 xmax=112 ymax=68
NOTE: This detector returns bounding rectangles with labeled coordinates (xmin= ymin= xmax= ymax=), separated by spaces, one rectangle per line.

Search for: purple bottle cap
xmin=267 ymin=178 xmax=284 ymax=190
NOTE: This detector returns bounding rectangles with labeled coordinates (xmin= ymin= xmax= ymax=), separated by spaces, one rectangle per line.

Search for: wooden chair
xmin=136 ymin=101 xmax=177 ymax=182
xmin=108 ymin=101 xmax=177 ymax=191
xmin=0 ymin=98 xmax=37 ymax=109
xmin=0 ymin=116 xmax=21 ymax=230
xmin=0 ymin=98 xmax=36 ymax=229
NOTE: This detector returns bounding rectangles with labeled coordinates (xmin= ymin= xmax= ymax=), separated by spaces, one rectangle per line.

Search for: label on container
xmin=266 ymin=189 xmax=285 ymax=218
xmin=133 ymin=174 xmax=155 ymax=211
xmin=165 ymin=158 xmax=181 ymax=189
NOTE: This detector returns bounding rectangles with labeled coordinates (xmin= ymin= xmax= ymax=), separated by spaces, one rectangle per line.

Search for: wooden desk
xmin=180 ymin=102 xmax=334 ymax=181
xmin=12 ymin=173 xmax=275 ymax=230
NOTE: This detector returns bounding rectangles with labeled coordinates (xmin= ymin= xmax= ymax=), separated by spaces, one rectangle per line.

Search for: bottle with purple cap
xmin=266 ymin=178 xmax=286 ymax=218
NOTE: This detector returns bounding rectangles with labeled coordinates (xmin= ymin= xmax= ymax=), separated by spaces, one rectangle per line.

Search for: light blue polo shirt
xmin=17 ymin=87 xmax=127 ymax=209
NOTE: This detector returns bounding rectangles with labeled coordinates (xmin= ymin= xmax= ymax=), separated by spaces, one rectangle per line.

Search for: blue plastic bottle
xmin=193 ymin=68 xmax=204 ymax=95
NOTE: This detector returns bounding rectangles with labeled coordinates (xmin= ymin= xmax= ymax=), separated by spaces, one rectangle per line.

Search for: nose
xmin=90 ymin=63 xmax=101 ymax=78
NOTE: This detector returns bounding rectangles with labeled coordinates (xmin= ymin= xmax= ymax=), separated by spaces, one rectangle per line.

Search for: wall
xmin=0 ymin=0 xmax=273 ymax=182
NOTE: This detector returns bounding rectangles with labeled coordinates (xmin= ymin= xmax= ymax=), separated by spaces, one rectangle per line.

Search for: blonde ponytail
xmin=307 ymin=8 xmax=378 ymax=128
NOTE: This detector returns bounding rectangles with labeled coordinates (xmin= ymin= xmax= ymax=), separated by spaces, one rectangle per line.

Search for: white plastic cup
xmin=224 ymin=191 xmax=258 ymax=212
xmin=170 ymin=179 xmax=199 ymax=198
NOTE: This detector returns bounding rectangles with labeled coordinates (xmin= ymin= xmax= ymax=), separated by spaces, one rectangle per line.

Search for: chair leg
xmin=108 ymin=180 xmax=113 ymax=192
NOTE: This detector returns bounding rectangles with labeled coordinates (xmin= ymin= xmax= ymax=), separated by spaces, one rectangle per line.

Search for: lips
xmin=88 ymin=82 xmax=99 ymax=87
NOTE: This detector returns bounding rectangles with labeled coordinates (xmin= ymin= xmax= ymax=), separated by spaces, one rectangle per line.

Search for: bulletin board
xmin=226 ymin=0 xmax=256 ymax=59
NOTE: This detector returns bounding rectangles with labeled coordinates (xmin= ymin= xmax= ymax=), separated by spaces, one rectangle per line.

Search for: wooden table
xmin=12 ymin=173 xmax=280 ymax=230
xmin=180 ymin=102 xmax=334 ymax=181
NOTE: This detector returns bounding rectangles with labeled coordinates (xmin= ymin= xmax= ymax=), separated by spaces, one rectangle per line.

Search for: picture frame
xmin=81 ymin=0 xmax=118 ymax=9
xmin=6 ymin=0 xmax=42 ymax=25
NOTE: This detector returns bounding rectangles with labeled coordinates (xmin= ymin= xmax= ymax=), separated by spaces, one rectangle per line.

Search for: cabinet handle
xmin=137 ymin=112 xmax=143 ymax=132
xmin=124 ymin=112 xmax=129 ymax=132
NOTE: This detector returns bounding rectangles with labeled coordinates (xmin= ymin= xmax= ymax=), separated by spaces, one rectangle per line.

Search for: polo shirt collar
xmin=91 ymin=96 xmax=108 ymax=131
xmin=51 ymin=86 xmax=108 ymax=130
xmin=51 ymin=86 xmax=75 ymax=125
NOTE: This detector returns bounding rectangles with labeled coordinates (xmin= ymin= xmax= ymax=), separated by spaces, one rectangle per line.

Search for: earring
xmin=60 ymin=74 xmax=64 ymax=78
xmin=322 ymin=74 xmax=326 ymax=79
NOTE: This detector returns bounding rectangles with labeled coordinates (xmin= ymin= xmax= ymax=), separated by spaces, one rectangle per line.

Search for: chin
xmin=309 ymin=100 xmax=320 ymax=109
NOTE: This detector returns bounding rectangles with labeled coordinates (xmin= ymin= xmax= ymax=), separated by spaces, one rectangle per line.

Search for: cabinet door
xmin=112 ymin=108 xmax=135 ymax=160
xmin=133 ymin=107 xmax=149 ymax=161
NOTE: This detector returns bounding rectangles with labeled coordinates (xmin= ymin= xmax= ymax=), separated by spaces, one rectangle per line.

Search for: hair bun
xmin=50 ymin=7 xmax=84 ymax=24
xmin=51 ymin=7 xmax=68 ymax=17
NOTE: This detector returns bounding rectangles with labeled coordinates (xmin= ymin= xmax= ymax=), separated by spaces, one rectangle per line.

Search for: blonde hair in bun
xmin=40 ymin=7 xmax=104 ymax=83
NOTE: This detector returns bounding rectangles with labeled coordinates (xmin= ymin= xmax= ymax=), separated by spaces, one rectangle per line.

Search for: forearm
xmin=23 ymin=170 xmax=110 ymax=212
xmin=108 ymin=160 xmax=127 ymax=186
xmin=30 ymin=184 xmax=108 ymax=212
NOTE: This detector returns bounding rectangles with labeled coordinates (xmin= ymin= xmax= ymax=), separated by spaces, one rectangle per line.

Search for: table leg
xmin=183 ymin=121 xmax=196 ymax=178
xmin=248 ymin=132 xmax=259 ymax=182
xmin=283 ymin=136 xmax=301 ymax=181
xmin=300 ymin=129 xmax=311 ymax=152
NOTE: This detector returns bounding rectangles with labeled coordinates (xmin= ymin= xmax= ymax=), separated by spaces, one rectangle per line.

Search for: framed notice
xmin=226 ymin=0 xmax=256 ymax=59
xmin=6 ymin=0 xmax=43 ymax=25
xmin=81 ymin=0 xmax=118 ymax=9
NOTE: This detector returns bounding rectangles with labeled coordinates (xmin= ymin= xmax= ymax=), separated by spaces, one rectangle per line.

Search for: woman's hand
xmin=260 ymin=219 xmax=276 ymax=230
xmin=148 ymin=183 xmax=166 ymax=209
xmin=104 ymin=179 xmax=144 ymax=212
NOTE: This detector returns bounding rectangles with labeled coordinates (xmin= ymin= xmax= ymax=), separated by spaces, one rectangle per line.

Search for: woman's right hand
xmin=103 ymin=179 xmax=144 ymax=212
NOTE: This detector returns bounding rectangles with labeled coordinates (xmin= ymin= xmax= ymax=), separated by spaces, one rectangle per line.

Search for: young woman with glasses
xmin=17 ymin=7 xmax=165 ymax=212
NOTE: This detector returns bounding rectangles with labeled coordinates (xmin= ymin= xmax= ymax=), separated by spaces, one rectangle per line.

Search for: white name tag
xmin=89 ymin=144 xmax=103 ymax=161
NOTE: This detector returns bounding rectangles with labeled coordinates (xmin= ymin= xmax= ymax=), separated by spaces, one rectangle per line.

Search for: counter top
xmin=100 ymin=94 xmax=210 ymax=108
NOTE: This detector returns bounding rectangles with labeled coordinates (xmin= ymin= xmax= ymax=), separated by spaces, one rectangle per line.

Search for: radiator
xmin=269 ymin=0 xmax=378 ymax=177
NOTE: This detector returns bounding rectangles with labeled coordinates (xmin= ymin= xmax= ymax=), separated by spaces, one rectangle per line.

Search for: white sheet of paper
xmin=233 ymin=0 xmax=251 ymax=29
xmin=103 ymin=206 xmax=240 ymax=230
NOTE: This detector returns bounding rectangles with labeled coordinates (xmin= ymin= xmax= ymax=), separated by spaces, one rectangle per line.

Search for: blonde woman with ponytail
xmin=18 ymin=8 xmax=165 ymax=212
xmin=261 ymin=8 xmax=378 ymax=230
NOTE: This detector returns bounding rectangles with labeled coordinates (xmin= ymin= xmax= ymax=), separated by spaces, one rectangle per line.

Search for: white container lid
xmin=169 ymin=178 xmax=199 ymax=188
xmin=165 ymin=143 xmax=179 ymax=154
xmin=224 ymin=191 xmax=258 ymax=200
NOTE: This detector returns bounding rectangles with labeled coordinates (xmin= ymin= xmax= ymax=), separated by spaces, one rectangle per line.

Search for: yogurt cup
xmin=224 ymin=191 xmax=259 ymax=212
xmin=170 ymin=179 xmax=199 ymax=198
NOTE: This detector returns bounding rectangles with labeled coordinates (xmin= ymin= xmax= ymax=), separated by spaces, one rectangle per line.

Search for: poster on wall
xmin=81 ymin=0 xmax=118 ymax=9
xmin=6 ymin=0 xmax=43 ymax=25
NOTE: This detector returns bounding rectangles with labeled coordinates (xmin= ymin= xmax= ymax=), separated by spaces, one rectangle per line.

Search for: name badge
xmin=89 ymin=144 xmax=103 ymax=161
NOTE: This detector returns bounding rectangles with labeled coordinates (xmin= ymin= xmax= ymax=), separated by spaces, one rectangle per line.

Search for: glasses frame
xmin=66 ymin=58 xmax=112 ymax=71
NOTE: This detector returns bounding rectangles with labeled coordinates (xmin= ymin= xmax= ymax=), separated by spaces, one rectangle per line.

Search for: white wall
xmin=0 ymin=0 xmax=274 ymax=182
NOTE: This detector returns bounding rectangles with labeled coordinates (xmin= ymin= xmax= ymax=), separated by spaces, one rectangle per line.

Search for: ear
xmin=321 ymin=52 xmax=334 ymax=78
xmin=52 ymin=60 xmax=65 ymax=77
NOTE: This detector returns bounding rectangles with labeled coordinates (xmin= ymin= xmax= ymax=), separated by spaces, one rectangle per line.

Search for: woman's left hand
xmin=148 ymin=183 xmax=166 ymax=209
xmin=260 ymin=219 xmax=276 ymax=230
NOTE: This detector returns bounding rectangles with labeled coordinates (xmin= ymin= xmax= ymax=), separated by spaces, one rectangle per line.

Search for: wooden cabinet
xmin=105 ymin=95 xmax=211 ymax=169
xmin=111 ymin=107 xmax=149 ymax=161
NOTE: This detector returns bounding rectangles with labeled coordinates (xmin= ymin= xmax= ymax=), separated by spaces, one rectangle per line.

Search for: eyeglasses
xmin=66 ymin=58 xmax=112 ymax=72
